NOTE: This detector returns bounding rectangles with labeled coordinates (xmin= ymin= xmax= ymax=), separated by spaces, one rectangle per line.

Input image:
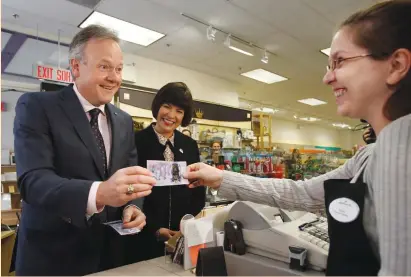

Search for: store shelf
xmin=252 ymin=114 xmax=272 ymax=149
xmin=1 ymin=165 xmax=16 ymax=173
xmin=1 ymin=181 xmax=17 ymax=185
xmin=1 ymin=209 xmax=21 ymax=226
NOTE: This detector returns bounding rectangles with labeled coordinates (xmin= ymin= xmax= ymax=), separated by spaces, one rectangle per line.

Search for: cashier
xmin=184 ymin=1 xmax=411 ymax=276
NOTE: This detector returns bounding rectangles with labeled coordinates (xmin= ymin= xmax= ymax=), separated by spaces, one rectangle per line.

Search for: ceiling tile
xmin=5 ymin=38 xmax=70 ymax=76
xmin=302 ymin=0 xmax=377 ymax=24
xmin=2 ymin=6 xmax=81 ymax=42
xmin=230 ymin=0 xmax=334 ymax=47
xmin=136 ymin=23 xmax=223 ymax=63
xmin=97 ymin=0 xmax=187 ymax=35
xmin=1 ymin=0 xmax=92 ymax=26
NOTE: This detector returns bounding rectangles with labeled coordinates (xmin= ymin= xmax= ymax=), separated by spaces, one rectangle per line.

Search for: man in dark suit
xmin=13 ymin=25 xmax=156 ymax=275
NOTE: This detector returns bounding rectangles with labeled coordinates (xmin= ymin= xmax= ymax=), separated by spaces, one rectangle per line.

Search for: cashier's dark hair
xmin=340 ymin=0 xmax=411 ymax=121
xmin=152 ymin=82 xmax=194 ymax=127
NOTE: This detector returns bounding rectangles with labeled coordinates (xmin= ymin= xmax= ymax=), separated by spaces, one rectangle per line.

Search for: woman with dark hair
xmin=185 ymin=1 xmax=411 ymax=275
xmin=133 ymin=82 xmax=205 ymax=261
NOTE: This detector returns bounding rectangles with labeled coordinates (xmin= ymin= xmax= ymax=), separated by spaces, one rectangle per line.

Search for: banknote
xmin=104 ymin=220 xmax=141 ymax=236
xmin=147 ymin=160 xmax=189 ymax=186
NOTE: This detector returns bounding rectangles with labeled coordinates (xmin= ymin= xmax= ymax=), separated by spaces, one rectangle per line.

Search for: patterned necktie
xmin=164 ymin=140 xmax=174 ymax=162
xmin=89 ymin=108 xmax=108 ymax=178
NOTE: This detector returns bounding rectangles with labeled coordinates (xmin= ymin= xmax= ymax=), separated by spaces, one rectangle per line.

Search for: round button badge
xmin=329 ymin=197 xmax=360 ymax=223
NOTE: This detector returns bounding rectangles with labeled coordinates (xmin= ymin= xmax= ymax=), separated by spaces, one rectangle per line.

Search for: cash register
xmin=225 ymin=201 xmax=329 ymax=273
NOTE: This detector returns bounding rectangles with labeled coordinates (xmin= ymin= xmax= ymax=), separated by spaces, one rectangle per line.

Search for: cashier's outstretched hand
xmin=184 ymin=163 xmax=223 ymax=189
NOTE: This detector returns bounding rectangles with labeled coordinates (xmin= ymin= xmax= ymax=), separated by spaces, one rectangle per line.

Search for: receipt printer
xmin=224 ymin=219 xmax=246 ymax=255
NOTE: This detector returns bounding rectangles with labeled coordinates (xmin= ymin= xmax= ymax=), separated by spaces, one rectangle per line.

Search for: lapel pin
xmin=179 ymin=149 xmax=184 ymax=153
xmin=114 ymin=112 xmax=118 ymax=115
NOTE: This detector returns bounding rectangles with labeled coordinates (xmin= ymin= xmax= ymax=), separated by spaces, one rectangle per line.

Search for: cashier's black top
xmin=134 ymin=125 xmax=205 ymax=259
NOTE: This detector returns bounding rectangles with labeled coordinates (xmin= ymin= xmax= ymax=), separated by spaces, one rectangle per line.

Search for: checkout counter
xmin=89 ymin=252 xmax=321 ymax=276
xmin=91 ymin=201 xmax=327 ymax=276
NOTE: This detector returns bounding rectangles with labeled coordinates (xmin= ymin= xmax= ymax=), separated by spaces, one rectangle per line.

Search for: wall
xmin=258 ymin=117 xmax=365 ymax=150
xmin=1 ymin=90 xmax=27 ymax=151
xmin=123 ymin=54 xmax=240 ymax=108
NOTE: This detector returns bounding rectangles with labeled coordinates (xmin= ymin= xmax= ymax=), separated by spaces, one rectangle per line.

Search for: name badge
xmin=329 ymin=197 xmax=360 ymax=223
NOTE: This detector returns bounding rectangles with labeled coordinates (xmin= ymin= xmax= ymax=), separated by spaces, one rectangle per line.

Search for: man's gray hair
xmin=69 ymin=25 xmax=120 ymax=76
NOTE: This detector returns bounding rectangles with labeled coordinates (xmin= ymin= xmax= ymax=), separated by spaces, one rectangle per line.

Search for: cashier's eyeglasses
xmin=326 ymin=52 xmax=391 ymax=72
xmin=326 ymin=54 xmax=373 ymax=72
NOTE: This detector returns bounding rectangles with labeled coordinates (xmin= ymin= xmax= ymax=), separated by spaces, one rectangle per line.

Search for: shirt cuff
xmin=86 ymin=181 xmax=105 ymax=216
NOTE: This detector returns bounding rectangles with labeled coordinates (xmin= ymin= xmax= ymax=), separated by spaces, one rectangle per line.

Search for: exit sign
xmin=32 ymin=64 xmax=73 ymax=83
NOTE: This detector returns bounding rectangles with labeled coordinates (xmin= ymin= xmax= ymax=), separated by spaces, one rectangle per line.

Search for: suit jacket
xmin=13 ymin=84 xmax=137 ymax=275
xmin=133 ymin=125 xmax=205 ymax=260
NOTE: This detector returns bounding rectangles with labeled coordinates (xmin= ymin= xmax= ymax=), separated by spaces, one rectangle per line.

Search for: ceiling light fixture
xmin=79 ymin=11 xmax=165 ymax=46
xmin=181 ymin=13 xmax=276 ymax=57
xmin=298 ymin=98 xmax=327 ymax=106
xmin=241 ymin=69 xmax=288 ymax=84
xmin=261 ymin=50 xmax=268 ymax=64
xmin=252 ymin=107 xmax=278 ymax=113
xmin=320 ymin=47 xmax=331 ymax=56
xmin=300 ymin=117 xmax=320 ymax=122
xmin=206 ymin=26 xmax=217 ymax=41
xmin=333 ymin=123 xmax=351 ymax=128
xmin=224 ymin=34 xmax=254 ymax=56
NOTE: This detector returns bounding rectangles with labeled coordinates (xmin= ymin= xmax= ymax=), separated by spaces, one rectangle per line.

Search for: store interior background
xmin=1 ymin=0 xmax=378 ymax=153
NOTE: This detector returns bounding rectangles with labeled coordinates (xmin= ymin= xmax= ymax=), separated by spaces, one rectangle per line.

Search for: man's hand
xmin=157 ymin=228 xmax=177 ymax=241
xmin=122 ymin=206 xmax=146 ymax=229
xmin=96 ymin=166 xmax=156 ymax=208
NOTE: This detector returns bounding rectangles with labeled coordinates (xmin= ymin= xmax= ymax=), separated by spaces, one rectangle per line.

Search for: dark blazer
xmin=133 ymin=125 xmax=205 ymax=260
xmin=13 ymin=84 xmax=137 ymax=275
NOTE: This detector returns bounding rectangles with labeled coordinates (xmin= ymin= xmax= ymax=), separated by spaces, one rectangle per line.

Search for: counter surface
xmin=88 ymin=252 xmax=324 ymax=276
xmin=88 ymin=256 xmax=193 ymax=276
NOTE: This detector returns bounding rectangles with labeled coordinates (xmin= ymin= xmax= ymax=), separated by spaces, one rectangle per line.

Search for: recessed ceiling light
xmin=320 ymin=47 xmax=331 ymax=56
xmin=252 ymin=107 xmax=278 ymax=113
xmin=79 ymin=11 xmax=165 ymax=46
xmin=333 ymin=123 xmax=351 ymax=128
xmin=241 ymin=69 xmax=288 ymax=84
xmin=298 ymin=98 xmax=327 ymax=106
xmin=300 ymin=117 xmax=320 ymax=122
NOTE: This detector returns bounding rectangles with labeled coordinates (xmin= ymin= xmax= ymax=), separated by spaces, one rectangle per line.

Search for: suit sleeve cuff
xmin=86 ymin=181 xmax=105 ymax=216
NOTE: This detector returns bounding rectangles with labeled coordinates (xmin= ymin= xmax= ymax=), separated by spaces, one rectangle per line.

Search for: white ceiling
xmin=1 ymin=0 xmax=379 ymax=128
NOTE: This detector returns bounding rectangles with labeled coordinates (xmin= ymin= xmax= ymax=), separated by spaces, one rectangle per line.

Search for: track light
xmin=206 ymin=26 xmax=217 ymax=41
xmin=261 ymin=50 xmax=268 ymax=64
xmin=224 ymin=34 xmax=254 ymax=56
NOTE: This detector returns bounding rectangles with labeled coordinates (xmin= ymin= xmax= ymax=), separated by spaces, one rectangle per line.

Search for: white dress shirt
xmin=73 ymin=84 xmax=111 ymax=216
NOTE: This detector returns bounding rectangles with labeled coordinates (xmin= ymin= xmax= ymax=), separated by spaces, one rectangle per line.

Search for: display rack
xmin=1 ymin=165 xmax=21 ymax=226
xmin=252 ymin=114 xmax=272 ymax=149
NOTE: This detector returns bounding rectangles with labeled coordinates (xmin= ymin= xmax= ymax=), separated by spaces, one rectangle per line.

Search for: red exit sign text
xmin=33 ymin=64 xmax=73 ymax=83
